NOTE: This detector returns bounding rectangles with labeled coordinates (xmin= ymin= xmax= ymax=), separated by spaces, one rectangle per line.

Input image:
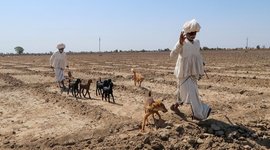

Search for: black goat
xmin=96 ymin=77 xmax=104 ymax=96
xmin=67 ymin=78 xmax=81 ymax=98
xmin=102 ymin=79 xmax=114 ymax=103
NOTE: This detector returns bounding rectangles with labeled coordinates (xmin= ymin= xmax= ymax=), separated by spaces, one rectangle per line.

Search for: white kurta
xmin=170 ymin=39 xmax=210 ymax=120
xmin=50 ymin=51 xmax=68 ymax=82
xmin=170 ymin=39 xmax=204 ymax=79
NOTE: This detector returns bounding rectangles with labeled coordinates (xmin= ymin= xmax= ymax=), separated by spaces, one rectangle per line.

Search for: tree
xmin=202 ymin=46 xmax=209 ymax=50
xmin=256 ymin=45 xmax=260 ymax=49
xmin=164 ymin=48 xmax=170 ymax=51
xmin=14 ymin=46 xmax=24 ymax=54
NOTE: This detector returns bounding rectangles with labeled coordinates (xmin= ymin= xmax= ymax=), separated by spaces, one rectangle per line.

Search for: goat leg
xmin=76 ymin=88 xmax=79 ymax=97
xmin=105 ymin=93 xmax=108 ymax=102
xmin=74 ymin=89 xmax=77 ymax=97
xmin=83 ymin=89 xmax=87 ymax=98
xmin=82 ymin=90 xmax=85 ymax=97
xmin=156 ymin=112 xmax=161 ymax=119
xmin=108 ymin=94 xmax=110 ymax=103
xmin=102 ymin=93 xmax=104 ymax=101
xmin=71 ymin=88 xmax=75 ymax=96
xmin=111 ymin=93 xmax=115 ymax=103
xmin=87 ymin=91 xmax=91 ymax=99
xmin=79 ymin=87 xmax=83 ymax=98
xmin=67 ymin=86 xmax=70 ymax=95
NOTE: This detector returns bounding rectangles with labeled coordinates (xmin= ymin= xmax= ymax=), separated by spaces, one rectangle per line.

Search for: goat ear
xmin=153 ymin=102 xmax=159 ymax=107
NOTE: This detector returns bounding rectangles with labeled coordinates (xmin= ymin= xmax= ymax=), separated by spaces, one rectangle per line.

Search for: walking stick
xmin=204 ymin=70 xmax=209 ymax=79
xmin=203 ymin=62 xmax=209 ymax=79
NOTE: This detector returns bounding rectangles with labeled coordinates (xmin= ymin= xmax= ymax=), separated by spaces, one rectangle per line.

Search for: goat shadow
xmin=102 ymin=100 xmax=124 ymax=106
xmin=67 ymin=94 xmax=90 ymax=100
xmin=106 ymin=101 xmax=123 ymax=106
xmin=197 ymin=118 xmax=270 ymax=149
xmin=98 ymin=97 xmax=123 ymax=106
xmin=80 ymin=97 xmax=96 ymax=100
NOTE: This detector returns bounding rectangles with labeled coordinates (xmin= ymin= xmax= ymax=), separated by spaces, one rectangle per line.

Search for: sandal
xmin=170 ymin=104 xmax=179 ymax=112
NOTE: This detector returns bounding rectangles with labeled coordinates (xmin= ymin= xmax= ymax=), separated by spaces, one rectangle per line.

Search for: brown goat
xmin=79 ymin=79 xmax=93 ymax=99
xmin=131 ymin=68 xmax=144 ymax=87
xmin=66 ymin=71 xmax=74 ymax=83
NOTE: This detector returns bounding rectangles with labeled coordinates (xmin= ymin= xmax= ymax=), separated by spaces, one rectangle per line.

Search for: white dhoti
xmin=54 ymin=68 xmax=65 ymax=82
xmin=176 ymin=76 xmax=211 ymax=120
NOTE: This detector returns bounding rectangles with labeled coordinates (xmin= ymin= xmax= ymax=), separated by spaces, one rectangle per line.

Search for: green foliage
xmin=202 ymin=46 xmax=209 ymax=50
xmin=14 ymin=46 xmax=24 ymax=54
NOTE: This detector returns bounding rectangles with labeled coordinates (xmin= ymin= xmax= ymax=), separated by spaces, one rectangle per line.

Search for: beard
xmin=186 ymin=35 xmax=196 ymax=41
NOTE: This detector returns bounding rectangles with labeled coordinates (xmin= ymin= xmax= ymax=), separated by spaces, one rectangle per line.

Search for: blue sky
xmin=0 ymin=0 xmax=269 ymax=53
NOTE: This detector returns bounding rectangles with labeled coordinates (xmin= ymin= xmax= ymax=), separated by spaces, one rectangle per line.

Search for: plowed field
xmin=0 ymin=50 xmax=269 ymax=149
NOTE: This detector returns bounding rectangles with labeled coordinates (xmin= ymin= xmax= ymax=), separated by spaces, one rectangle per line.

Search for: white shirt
xmin=170 ymin=39 xmax=204 ymax=79
xmin=50 ymin=51 xmax=68 ymax=69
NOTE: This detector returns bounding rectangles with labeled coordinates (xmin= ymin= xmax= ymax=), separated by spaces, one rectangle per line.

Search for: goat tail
xmin=148 ymin=91 xmax=151 ymax=97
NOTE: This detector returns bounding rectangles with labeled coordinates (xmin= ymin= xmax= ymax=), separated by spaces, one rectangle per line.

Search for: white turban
xmin=57 ymin=43 xmax=65 ymax=49
xmin=182 ymin=19 xmax=201 ymax=34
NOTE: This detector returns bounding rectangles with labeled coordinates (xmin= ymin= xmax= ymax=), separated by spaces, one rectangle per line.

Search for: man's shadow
xmin=171 ymin=106 xmax=269 ymax=149
xmin=197 ymin=117 xmax=270 ymax=149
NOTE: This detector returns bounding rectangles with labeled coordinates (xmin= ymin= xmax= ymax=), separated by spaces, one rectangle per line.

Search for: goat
xmin=96 ymin=77 xmax=104 ymax=96
xmin=102 ymin=79 xmax=114 ymax=103
xmin=66 ymin=71 xmax=74 ymax=82
xmin=131 ymin=68 xmax=144 ymax=87
xmin=141 ymin=91 xmax=168 ymax=131
xmin=79 ymin=79 xmax=93 ymax=99
xmin=67 ymin=78 xmax=81 ymax=98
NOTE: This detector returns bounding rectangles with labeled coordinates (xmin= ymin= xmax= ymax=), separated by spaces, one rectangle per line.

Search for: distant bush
xmin=14 ymin=46 xmax=24 ymax=54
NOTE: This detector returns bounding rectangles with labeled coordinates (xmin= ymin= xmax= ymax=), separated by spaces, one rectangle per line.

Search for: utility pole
xmin=246 ymin=37 xmax=248 ymax=49
xmin=99 ymin=37 xmax=101 ymax=52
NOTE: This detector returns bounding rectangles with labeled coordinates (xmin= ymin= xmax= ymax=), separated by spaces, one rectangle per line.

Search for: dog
xmin=141 ymin=91 xmax=168 ymax=131
xmin=67 ymin=78 xmax=81 ymax=98
xmin=131 ymin=68 xmax=144 ymax=87
xmin=79 ymin=79 xmax=93 ymax=99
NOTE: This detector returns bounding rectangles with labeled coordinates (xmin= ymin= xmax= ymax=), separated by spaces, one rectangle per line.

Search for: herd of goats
xmin=64 ymin=68 xmax=168 ymax=131
xmin=65 ymin=68 xmax=144 ymax=103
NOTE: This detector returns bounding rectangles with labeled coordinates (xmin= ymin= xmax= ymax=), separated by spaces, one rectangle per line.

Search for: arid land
xmin=0 ymin=50 xmax=270 ymax=149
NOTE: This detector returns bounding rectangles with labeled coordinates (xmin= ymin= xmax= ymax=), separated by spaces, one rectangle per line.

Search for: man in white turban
xmin=170 ymin=19 xmax=211 ymax=120
xmin=50 ymin=43 xmax=69 ymax=91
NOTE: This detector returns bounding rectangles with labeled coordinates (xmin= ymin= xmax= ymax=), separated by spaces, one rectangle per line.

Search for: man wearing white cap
xmin=50 ymin=43 xmax=69 ymax=91
xmin=170 ymin=19 xmax=211 ymax=120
